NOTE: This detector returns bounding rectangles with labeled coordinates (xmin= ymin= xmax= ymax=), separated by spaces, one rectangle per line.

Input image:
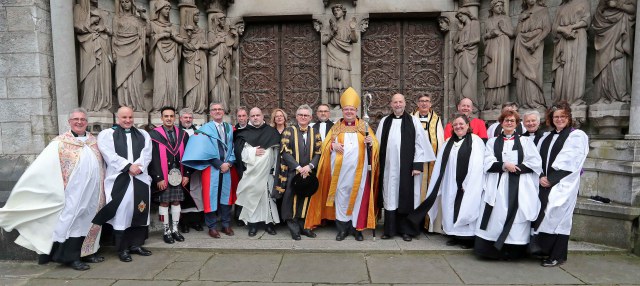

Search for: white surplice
xmin=236 ymin=144 xmax=280 ymax=224
xmin=375 ymin=115 xmax=436 ymax=211
xmin=331 ymin=132 xmax=369 ymax=227
xmin=475 ymin=136 xmax=542 ymax=244
xmin=97 ymin=129 xmax=152 ymax=230
xmin=535 ymin=130 xmax=588 ymax=235
xmin=425 ymin=134 xmax=485 ymax=236
xmin=0 ymin=137 xmax=102 ymax=255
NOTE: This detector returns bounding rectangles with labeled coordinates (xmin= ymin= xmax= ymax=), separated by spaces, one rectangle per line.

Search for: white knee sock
xmin=170 ymin=205 xmax=181 ymax=232
xmin=159 ymin=206 xmax=170 ymax=233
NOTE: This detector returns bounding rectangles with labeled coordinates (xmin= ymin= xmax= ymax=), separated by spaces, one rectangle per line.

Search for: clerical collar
xmin=418 ymin=110 xmax=431 ymax=118
xmin=503 ymin=133 xmax=515 ymax=140
xmin=180 ymin=124 xmax=194 ymax=130
xmin=393 ymin=114 xmax=403 ymax=119
xmin=71 ymin=130 xmax=86 ymax=137
xmin=453 ymin=135 xmax=464 ymax=142
xmin=124 ymin=128 xmax=131 ymax=133
xmin=344 ymin=120 xmax=356 ymax=126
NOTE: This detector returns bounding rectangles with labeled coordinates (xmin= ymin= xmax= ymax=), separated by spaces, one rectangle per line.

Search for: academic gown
xmin=409 ymin=134 xmax=485 ymax=237
xmin=312 ymin=120 xmax=334 ymax=142
xmin=475 ymin=135 xmax=542 ymax=259
xmin=149 ymin=126 xmax=192 ymax=194
xmin=95 ymin=128 xmax=152 ymax=231
xmin=0 ymin=132 xmax=104 ymax=258
xmin=376 ymin=114 xmax=435 ymax=236
xmin=181 ymin=122 xmax=235 ymax=213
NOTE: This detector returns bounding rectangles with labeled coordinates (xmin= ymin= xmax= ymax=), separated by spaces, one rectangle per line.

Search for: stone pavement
xmin=1 ymin=225 xmax=638 ymax=285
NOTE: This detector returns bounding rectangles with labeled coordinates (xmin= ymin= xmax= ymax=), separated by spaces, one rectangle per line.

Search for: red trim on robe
xmin=356 ymin=173 xmax=371 ymax=230
xmin=201 ymin=166 xmax=212 ymax=213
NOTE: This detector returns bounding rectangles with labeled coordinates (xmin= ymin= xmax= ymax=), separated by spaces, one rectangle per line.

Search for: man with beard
xmin=94 ymin=106 xmax=153 ymax=262
xmin=149 ymin=107 xmax=192 ymax=243
xmin=177 ymin=108 xmax=204 ymax=233
xmin=234 ymin=107 xmax=282 ymax=236
xmin=0 ymin=108 xmax=105 ymax=270
xmin=275 ymin=104 xmax=323 ymax=240
xmin=376 ymin=94 xmax=435 ymax=241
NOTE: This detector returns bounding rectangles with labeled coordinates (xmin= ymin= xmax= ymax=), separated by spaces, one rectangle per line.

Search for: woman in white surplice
xmin=474 ymin=110 xmax=542 ymax=260
xmin=408 ymin=113 xmax=484 ymax=249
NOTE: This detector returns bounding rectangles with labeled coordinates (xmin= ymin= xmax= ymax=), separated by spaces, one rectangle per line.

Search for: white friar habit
xmin=234 ymin=122 xmax=281 ymax=224
xmin=474 ymin=133 xmax=542 ymax=259
xmin=0 ymin=131 xmax=105 ymax=260
xmin=93 ymin=126 xmax=152 ymax=249
xmin=408 ymin=133 xmax=485 ymax=238
xmin=376 ymin=112 xmax=435 ymax=237
xmin=530 ymin=127 xmax=588 ymax=261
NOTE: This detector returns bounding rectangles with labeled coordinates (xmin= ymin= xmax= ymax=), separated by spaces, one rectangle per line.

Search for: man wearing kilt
xmin=150 ymin=107 xmax=193 ymax=244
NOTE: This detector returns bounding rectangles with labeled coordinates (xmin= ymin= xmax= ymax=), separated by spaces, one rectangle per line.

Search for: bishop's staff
xmin=362 ymin=91 xmax=376 ymax=240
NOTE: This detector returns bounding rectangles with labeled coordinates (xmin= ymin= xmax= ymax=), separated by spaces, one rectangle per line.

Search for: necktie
xmin=167 ymin=129 xmax=176 ymax=146
xmin=217 ymin=123 xmax=226 ymax=144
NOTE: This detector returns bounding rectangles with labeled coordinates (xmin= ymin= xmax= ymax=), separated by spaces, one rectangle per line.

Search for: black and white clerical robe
xmin=475 ymin=134 xmax=542 ymax=253
xmin=94 ymin=126 xmax=152 ymax=230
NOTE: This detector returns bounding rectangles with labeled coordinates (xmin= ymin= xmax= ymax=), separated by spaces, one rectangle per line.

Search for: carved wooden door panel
xmin=362 ymin=20 xmax=444 ymax=128
xmin=240 ymin=22 xmax=321 ymax=122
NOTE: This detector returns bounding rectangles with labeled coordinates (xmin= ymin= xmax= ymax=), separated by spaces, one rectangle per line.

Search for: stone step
xmin=144 ymin=225 xmax=626 ymax=255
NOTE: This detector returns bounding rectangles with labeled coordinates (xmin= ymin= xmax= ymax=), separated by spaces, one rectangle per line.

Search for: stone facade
xmin=0 ymin=0 xmax=639 ymax=256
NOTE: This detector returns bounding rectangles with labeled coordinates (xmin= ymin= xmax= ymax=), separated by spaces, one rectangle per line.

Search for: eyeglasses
xmin=296 ymin=114 xmax=311 ymax=118
xmin=503 ymin=119 xmax=516 ymax=123
xmin=553 ymin=116 xmax=568 ymax=120
xmin=69 ymin=118 xmax=87 ymax=122
xmin=317 ymin=110 xmax=330 ymax=113
xmin=418 ymin=100 xmax=431 ymax=103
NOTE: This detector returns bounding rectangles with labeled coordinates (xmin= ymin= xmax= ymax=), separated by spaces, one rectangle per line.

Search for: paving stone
xmin=229 ymin=283 xmax=312 ymax=286
xmin=559 ymin=254 xmax=640 ymax=285
xmin=199 ymin=253 xmax=282 ymax=281
xmin=36 ymin=264 xmax=85 ymax=279
xmin=367 ymin=254 xmax=462 ymax=284
xmin=274 ymin=253 xmax=368 ymax=283
xmin=0 ymin=261 xmax=52 ymax=278
xmin=444 ymin=254 xmax=583 ymax=284
xmin=0 ymin=278 xmax=28 ymax=286
xmin=174 ymin=251 xmax=214 ymax=263
xmin=178 ymin=282 xmax=230 ymax=286
xmin=112 ymin=281 xmax=180 ymax=286
xmin=78 ymin=252 xmax=175 ymax=280
xmin=24 ymin=278 xmax=115 ymax=286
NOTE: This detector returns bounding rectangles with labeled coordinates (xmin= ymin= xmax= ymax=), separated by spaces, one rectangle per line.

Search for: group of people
xmin=0 ymin=87 xmax=588 ymax=271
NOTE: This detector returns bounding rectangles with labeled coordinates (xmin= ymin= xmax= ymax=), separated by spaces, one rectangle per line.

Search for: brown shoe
xmin=222 ymin=227 xmax=235 ymax=236
xmin=208 ymin=229 xmax=221 ymax=238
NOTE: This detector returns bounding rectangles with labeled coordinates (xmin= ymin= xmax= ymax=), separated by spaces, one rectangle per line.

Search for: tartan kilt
xmin=157 ymin=185 xmax=185 ymax=203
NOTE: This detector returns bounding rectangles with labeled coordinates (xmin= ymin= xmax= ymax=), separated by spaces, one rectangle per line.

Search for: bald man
xmin=443 ymin=98 xmax=488 ymax=140
xmin=95 ymin=107 xmax=153 ymax=262
xmin=376 ymin=94 xmax=435 ymax=241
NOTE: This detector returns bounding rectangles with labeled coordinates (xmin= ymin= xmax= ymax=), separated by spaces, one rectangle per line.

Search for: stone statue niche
xmin=207 ymin=10 xmax=238 ymax=114
xmin=112 ymin=0 xmax=147 ymax=113
xmin=323 ymin=4 xmax=358 ymax=105
xmin=513 ymin=0 xmax=550 ymax=111
xmin=180 ymin=4 xmax=210 ymax=115
xmin=551 ymin=0 xmax=591 ymax=107
xmin=74 ymin=0 xmax=112 ymax=113
xmin=453 ymin=7 xmax=480 ymax=108
xmin=482 ymin=0 xmax=513 ymax=111
xmin=149 ymin=0 xmax=186 ymax=112
xmin=592 ymin=0 xmax=636 ymax=104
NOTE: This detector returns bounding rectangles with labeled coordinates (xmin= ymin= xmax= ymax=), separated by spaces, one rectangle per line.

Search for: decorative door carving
xmin=362 ymin=20 xmax=444 ymax=128
xmin=240 ymin=22 xmax=321 ymax=121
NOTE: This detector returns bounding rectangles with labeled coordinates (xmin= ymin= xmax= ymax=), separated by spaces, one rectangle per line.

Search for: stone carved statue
xmin=453 ymin=7 xmax=480 ymax=105
xmin=149 ymin=0 xmax=185 ymax=111
xmin=113 ymin=0 xmax=147 ymax=112
xmin=182 ymin=8 xmax=210 ymax=114
xmin=482 ymin=0 xmax=514 ymax=110
xmin=74 ymin=0 xmax=112 ymax=112
xmin=552 ymin=0 xmax=591 ymax=106
xmin=208 ymin=11 xmax=238 ymax=113
xmin=323 ymin=4 xmax=358 ymax=105
xmin=593 ymin=0 xmax=636 ymax=104
xmin=513 ymin=0 xmax=551 ymax=109
xmin=438 ymin=16 xmax=450 ymax=32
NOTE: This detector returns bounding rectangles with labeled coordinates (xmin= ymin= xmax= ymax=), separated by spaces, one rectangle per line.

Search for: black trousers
xmin=113 ymin=226 xmax=149 ymax=252
xmin=383 ymin=210 xmax=418 ymax=237
xmin=531 ymin=232 xmax=570 ymax=261
xmin=49 ymin=236 xmax=85 ymax=264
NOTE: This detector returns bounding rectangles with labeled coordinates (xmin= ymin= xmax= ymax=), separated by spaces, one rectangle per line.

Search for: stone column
xmin=50 ymin=0 xmax=78 ymax=133
xmin=626 ymin=3 xmax=640 ymax=140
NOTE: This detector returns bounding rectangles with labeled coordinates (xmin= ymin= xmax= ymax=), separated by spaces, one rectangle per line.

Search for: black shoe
xmin=163 ymin=233 xmax=175 ymax=244
xmin=380 ymin=234 xmax=392 ymax=240
xmin=192 ymin=224 xmax=204 ymax=231
xmin=248 ymin=224 xmax=258 ymax=237
xmin=354 ymin=231 xmax=364 ymax=241
xmin=118 ymin=250 xmax=132 ymax=262
xmin=265 ymin=224 xmax=277 ymax=235
xmin=129 ymin=246 xmax=152 ymax=256
xmin=336 ymin=231 xmax=348 ymax=241
xmin=459 ymin=243 xmax=472 ymax=249
xmin=301 ymin=229 xmax=316 ymax=238
xmin=292 ymin=233 xmax=301 ymax=240
xmin=81 ymin=254 xmax=105 ymax=263
xmin=402 ymin=234 xmax=413 ymax=242
xmin=446 ymin=239 xmax=458 ymax=246
xmin=68 ymin=260 xmax=90 ymax=271
xmin=180 ymin=223 xmax=190 ymax=233
xmin=541 ymin=259 xmax=565 ymax=267
xmin=172 ymin=231 xmax=185 ymax=242
xmin=38 ymin=254 xmax=50 ymax=265
xmin=236 ymin=220 xmax=246 ymax=227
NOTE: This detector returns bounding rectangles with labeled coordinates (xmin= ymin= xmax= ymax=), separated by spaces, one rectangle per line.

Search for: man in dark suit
xmin=312 ymin=104 xmax=334 ymax=142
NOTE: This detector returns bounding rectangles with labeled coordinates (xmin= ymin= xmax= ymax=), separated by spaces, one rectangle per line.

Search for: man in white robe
xmin=304 ymin=87 xmax=380 ymax=241
xmin=376 ymin=94 xmax=435 ymax=241
xmin=0 ymin=108 xmax=105 ymax=270
xmin=475 ymin=111 xmax=542 ymax=260
xmin=94 ymin=106 xmax=153 ymax=263
xmin=234 ymin=107 xmax=281 ymax=236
